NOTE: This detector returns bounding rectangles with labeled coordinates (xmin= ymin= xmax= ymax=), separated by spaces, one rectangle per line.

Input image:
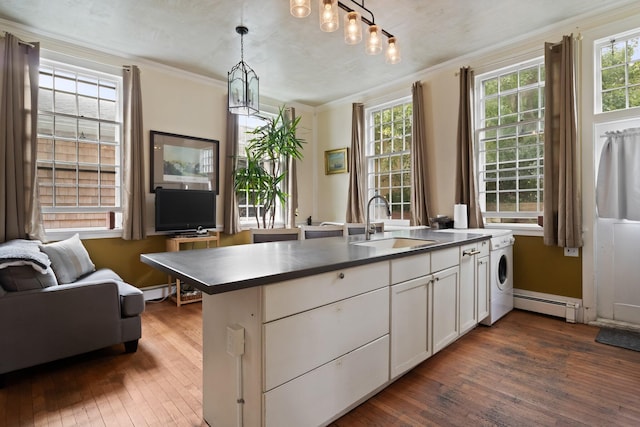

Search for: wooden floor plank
xmin=2 ymin=303 xmax=640 ymax=426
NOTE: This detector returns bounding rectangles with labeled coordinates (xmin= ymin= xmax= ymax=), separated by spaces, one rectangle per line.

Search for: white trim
xmin=142 ymin=284 xmax=176 ymax=302
xmin=513 ymin=289 xmax=583 ymax=323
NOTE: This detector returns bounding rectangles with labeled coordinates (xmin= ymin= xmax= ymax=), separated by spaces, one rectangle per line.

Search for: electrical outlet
xmin=564 ymin=247 xmax=579 ymax=257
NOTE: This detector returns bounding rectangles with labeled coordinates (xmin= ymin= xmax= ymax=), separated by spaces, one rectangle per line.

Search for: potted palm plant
xmin=234 ymin=106 xmax=305 ymax=228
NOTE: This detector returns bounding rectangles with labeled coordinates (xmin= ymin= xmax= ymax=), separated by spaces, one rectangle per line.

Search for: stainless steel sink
xmin=352 ymin=237 xmax=438 ymax=250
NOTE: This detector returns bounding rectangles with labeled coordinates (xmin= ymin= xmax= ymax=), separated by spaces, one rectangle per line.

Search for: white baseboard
xmin=142 ymin=284 xmax=175 ymax=302
xmin=513 ymin=289 xmax=583 ymax=323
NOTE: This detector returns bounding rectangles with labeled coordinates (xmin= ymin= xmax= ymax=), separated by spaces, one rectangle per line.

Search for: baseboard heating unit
xmin=513 ymin=289 xmax=582 ymax=323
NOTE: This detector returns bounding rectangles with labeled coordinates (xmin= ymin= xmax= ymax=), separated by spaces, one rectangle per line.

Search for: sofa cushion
xmin=40 ymin=234 xmax=95 ymax=284
xmin=0 ymin=265 xmax=58 ymax=292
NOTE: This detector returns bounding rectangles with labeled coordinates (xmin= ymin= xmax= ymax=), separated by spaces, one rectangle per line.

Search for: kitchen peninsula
xmin=141 ymin=229 xmax=490 ymax=427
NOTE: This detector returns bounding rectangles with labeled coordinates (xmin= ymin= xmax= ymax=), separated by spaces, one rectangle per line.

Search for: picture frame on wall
xmin=325 ymin=148 xmax=349 ymax=175
xmin=150 ymin=131 xmax=219 ymax=193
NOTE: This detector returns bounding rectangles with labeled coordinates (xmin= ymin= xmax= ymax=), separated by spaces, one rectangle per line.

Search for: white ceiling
xmin=0 ymin=0 xmax=636 ymax=106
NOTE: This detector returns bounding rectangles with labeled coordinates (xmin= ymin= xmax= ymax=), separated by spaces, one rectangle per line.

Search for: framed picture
xmin=325 ymin=148 xmax=349 ymax=175
xmin=150 ymin=131 xmax=219 ymax=193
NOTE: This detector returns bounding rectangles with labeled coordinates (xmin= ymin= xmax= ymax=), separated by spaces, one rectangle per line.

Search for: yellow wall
xmin=513 ymin=236 xmax=582 ymax=298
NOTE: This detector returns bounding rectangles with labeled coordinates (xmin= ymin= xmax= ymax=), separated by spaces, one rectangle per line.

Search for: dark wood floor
xmin=2 ymin=302 xmax=640 ymax=426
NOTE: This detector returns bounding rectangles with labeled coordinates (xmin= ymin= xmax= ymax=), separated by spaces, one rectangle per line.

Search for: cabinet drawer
xmin=263 ymin=262 xmax=389 ymax=322
xmin=263 ymin=288 xmax=389 ymax=391
xmin=264 ymin=335 xmax=389 ymax=427
xmin=431 ymin=246 xmax=459 ymax=272
xmin=391 ymin=252 xmax=430 ymax=284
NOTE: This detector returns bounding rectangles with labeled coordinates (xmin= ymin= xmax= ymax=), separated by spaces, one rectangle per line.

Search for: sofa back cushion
xmin=0 ymin=265 xmax=58 ymax=291
xmin=39 ymin=234 xmax=95 ymax=284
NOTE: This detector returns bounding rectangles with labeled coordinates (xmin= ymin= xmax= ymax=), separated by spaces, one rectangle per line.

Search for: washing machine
xmin=434 ymin=228 xmax=515 ymax=325
xmin=480 ymin=230 xmax=515 ymax=325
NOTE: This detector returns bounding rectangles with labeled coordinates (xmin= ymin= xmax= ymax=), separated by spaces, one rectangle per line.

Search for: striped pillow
xmin=39 ymin=234 xmax=95 ymax=284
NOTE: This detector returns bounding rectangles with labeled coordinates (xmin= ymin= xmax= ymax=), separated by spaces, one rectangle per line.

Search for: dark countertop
xmin=140 ymin=229 xmax=490 ymax=295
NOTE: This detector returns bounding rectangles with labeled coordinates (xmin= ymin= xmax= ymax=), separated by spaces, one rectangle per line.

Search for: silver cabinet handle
xmin=463 ymin=249 xmax=481 ymax=256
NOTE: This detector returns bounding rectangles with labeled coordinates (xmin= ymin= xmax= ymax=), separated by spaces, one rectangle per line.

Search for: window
xmin=37 ymin=60 xmax=122 ymax=231
xmin=365 ymin=98 xmax=412 ymax=220
xmin=235 ymin=113 xmax=282 ymax=226
xmin=475 ymin=59 xmax=545 ymax=224
xmin=595 ymin=30 xmax=640 ymax=113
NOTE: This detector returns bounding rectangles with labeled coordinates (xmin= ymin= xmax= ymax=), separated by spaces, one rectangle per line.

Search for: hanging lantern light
xmin=228 ymin=26 xmax=259 ymax=115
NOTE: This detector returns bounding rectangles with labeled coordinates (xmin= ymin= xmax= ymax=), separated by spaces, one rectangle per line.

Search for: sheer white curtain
xmin=597 ymin=128 xmax=640 ymax=221
xmin=0 ymin=33 xmax=44 ymax=241
xmin=285 ymin=107 xmax=299 ymax=228
xmin=121 ymin=65 xmax=146 ymax=240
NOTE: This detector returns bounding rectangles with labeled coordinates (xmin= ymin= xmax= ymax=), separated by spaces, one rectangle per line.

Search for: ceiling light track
xmin=289 ymin=0 xmax=400 ymax=64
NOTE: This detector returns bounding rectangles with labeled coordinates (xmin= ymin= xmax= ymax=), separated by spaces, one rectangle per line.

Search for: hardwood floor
xmin=2 ymin=302 xmax=639 ymax=426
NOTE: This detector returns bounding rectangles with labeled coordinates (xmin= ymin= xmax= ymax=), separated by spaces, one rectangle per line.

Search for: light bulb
xmin=385 ymin=37 xmax=401 ymax=64
xmin=366 ymin=25 xmax=382 ymax=55
xmin=290 ymin=0 xmax=311 ymax=18
xmin=344 ymin=11 xmax=362 ymax=45
xmin=319 ymin=0 xmax=338 ymax=32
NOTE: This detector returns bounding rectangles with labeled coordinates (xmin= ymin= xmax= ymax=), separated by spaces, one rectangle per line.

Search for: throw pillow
xmin=39 ymin=234 xmax=95 ymax=284
xmin=0 ymin=265 xmax=59 ymax=291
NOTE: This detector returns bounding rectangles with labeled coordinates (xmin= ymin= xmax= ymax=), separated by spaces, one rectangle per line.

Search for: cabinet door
xmin=432 ymin=266 xmax=459 ymax=353
xmin=390 ymin=276 xmax=431 ymax=378
xmin=477 ymin=255 xmax=490 ymax=323
xmin=459 ymin=243 xmax=477 ymax=334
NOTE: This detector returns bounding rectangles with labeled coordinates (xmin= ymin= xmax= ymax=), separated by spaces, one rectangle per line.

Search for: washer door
xmin=497 ymin=253 xmax=508 ymax=290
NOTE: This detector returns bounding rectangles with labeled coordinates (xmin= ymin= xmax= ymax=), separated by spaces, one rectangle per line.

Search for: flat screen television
xmin=154 ymin=188 xmax=216 ymax=233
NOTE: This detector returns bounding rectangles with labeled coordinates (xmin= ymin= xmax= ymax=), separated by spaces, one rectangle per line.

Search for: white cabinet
xmin=477 ymin=241 xmax=490 ymax=322
xmin=432 ymin=266 xmax=460 ymax=353
xmin=262 ymin=262 xmax=390 ymax=426
xmin=264 ymin=336 xmax=389 ymax=427
xmin=459 ymin=243 xmax=479 ymax=334
xmin=390 ymin=276 xmax=431 ymax=378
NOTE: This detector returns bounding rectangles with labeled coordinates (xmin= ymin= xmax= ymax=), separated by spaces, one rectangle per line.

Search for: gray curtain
xmin=121 ymin=65 xmax=146 ymax=240
xmin=285 ymin=107 xmax=299 ymax=228
xmin=410 ymin=81 xmax=432 ymax=226
xmin=543 ymin=35 xmax=582 ymax=248
xmin=0 ymin=33 xmax=44 ymax=242
xmin=223 ymin=110 xmax=241 ymax=234
xmin=455 ymin=67 xmax=484 ymax=229
xmin=345 ymin=103 xmax=366 ymax=223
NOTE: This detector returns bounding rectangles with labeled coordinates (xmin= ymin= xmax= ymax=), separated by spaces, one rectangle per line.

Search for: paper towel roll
xmin=454 ymin=204 xmax=468 ymax=229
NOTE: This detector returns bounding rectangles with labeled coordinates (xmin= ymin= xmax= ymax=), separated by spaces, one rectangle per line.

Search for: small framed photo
xmin=325 ymin=148 xmax=349 ymax=175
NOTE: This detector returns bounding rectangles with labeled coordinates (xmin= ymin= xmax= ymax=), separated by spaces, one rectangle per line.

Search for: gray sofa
xmin=0 ymin=238 xmax=144 ymax=379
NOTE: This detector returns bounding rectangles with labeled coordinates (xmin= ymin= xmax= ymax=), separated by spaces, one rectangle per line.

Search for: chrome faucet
xmin=365 ymin=194 xmax=391 ymax=240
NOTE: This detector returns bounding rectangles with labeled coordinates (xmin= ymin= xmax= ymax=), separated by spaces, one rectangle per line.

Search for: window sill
xmin=484 ymin=223 xmax=543 ymax=237
xmin=44 ymin=229 xmax=124 ymax=242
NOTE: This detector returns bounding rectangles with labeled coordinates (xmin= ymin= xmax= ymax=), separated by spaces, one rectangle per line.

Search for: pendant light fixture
xmin=228 ymin=25 xmax=259 ymax=116
xmin=385 ymin=36 xmax=401 ymax=64
xmin=319 ymin=0 xmax=339 ymax=32
xmin=291 ymin=0 xmax=400 ymax=63
xmin=290 ymin=0 xmax=311 ymax=18
xmin=343 ymin=11 xmax=362 ymax=45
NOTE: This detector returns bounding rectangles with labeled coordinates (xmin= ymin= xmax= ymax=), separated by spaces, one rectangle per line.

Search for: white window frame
xmin=235 ymin=112 xmax=285 ymax=229
xmin=36 ymin=59 xmax=123 ymax=236
xmin=365 ymin=97 xmax=413 ymax=221
xmin=474 ymin=57 xmax=545 ymax=225
xmin=594 ymin=28 xmax=640 ymax=114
